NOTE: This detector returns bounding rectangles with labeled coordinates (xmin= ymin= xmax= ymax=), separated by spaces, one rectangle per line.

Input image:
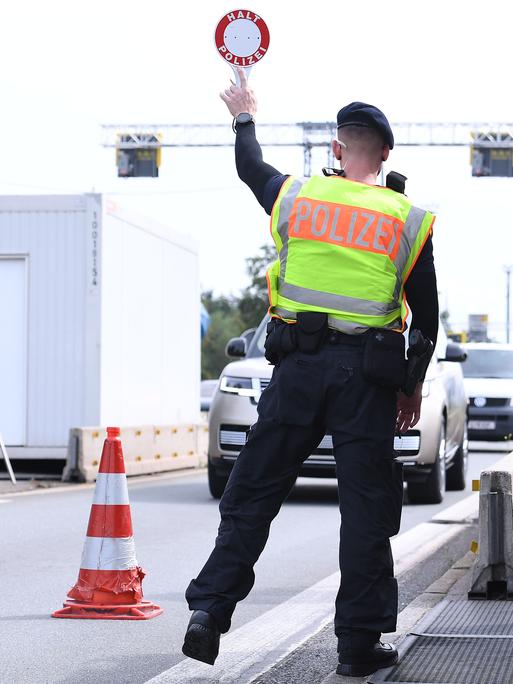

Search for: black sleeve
xmin=235 ymin=122 xmax=288 ymax=214
xmin=410 ymin=233 xmax=435 ymax=273
xmin=404 ymin=236 xmax=439 ymax=346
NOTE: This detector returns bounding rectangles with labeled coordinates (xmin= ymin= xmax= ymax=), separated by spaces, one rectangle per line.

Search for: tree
xmin=201 ymin=308 xmax=245 ymax=379
xmin=201 ymin=244 xmax=275 ymax=378
xmin=243 ymin=244 xmax=275 ymax=301
xmin=238 ymin=243 xmax=275 ymax=331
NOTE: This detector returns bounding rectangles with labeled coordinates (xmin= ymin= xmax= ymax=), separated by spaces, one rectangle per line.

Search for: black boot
xmin=337 ymin=641 xmax=398 ymax=677
xmin=182 ymin=610 xmax=221 ymax=666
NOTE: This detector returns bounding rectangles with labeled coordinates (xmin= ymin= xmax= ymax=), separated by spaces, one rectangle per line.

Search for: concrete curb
xmin=0 ymin=467 xmax=207 ymax=498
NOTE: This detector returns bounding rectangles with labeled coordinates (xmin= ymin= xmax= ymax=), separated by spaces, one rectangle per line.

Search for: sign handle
xmin=0 ymin=432 xmax=16 ymax=484
xmin=231 ymin=65 xmax=252 ymax=87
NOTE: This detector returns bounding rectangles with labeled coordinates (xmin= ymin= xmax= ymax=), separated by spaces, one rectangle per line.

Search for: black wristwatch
xmin=232 ymin=112 xmax=255 ymax=133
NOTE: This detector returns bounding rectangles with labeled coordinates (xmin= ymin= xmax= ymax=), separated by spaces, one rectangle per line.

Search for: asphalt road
xmin=0 ymin=449 xmax=504 ymax=684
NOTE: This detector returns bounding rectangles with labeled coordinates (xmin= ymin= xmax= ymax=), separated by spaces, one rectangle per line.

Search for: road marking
xmin=146 ymin=572 xmax=338 ymax=684
xmin=144 ymin=520 xmax=468 ymax=684
xmin=431 ymin=491 xmax=479 ymax=523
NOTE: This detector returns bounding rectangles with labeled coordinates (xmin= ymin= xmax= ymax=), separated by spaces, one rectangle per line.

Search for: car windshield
xmin=462 ymin=349 xmax=513 ymax=379
xmin=246 ymin=315 xmax=269 ymax=358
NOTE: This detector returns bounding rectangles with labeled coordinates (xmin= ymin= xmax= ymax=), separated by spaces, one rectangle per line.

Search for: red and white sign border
xmin=214 ymin=9 xmax=270 ymax=83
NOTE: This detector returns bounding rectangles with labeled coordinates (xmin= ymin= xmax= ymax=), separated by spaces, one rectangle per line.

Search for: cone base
xmin=52 ymin=598 xmax=163 ymax=620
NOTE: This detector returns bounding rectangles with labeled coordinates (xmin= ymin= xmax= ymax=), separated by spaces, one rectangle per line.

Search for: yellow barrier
xmin=63 ymin=422 xmax=209 ymax=482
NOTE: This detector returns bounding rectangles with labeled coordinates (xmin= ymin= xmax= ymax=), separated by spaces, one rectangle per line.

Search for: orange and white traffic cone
xmin=52 ymin=427 xmax=163 ymax=620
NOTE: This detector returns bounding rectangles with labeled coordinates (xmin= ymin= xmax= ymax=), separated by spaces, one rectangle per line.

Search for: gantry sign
xmin=101 ymin=122 xmax=513 ymax=177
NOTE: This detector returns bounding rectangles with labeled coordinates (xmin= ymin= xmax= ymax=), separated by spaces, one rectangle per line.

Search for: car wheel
xmin=208 ymin=460 xmax=229 ymax=499
xmin=446 ymin=423 xmax=468 ymax=491
xmin=408 ymin=419 xmax=446 ymax=505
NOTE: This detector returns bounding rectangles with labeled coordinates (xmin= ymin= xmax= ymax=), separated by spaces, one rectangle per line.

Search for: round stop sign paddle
xmin=214 ymin=9 xmax=270 ymax=85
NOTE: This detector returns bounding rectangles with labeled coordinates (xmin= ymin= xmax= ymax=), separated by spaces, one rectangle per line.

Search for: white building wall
xmin=160 ymin=231 xmax=201 ymax=424
xmin=100 ymin=200 xmax=200 ymax=425
xmin=0 ymin=196 xmax=100 ymax=446
xmin=0 ymin=194 xmax=200 ymax=449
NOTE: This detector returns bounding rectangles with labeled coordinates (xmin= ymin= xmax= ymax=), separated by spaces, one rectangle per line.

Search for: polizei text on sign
xmin=214 ymin=9 xmax=270 ymax=68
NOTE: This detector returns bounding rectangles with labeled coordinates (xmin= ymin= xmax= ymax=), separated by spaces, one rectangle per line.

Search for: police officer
xmin=183 ymin=69 xmax=439 ymax=678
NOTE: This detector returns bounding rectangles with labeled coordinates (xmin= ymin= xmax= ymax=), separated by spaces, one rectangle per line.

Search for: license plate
xmin=469 ymin=420 xmax=496 ymax=430
xmin=394 ymin=435 xmax=420 ymax=452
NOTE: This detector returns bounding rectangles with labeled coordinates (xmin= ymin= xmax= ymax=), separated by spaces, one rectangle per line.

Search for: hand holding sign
xmin=215 ymin=9 xmax=270 ymax=86
xmin=220 ymin=68 xmax=257 ymax=118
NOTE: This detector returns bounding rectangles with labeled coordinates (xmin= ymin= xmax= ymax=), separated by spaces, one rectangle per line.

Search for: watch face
xmin=237 ymin=113 xmax=252 ymax=124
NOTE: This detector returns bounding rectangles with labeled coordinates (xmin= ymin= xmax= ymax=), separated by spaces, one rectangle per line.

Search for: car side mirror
xmin=225 ymin=337 xmax=247 ymax=358
xmin=441 ymin=342 xmax=467 ymax=363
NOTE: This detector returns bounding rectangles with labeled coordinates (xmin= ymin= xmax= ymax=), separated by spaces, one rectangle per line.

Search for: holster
xmin=362 ymin=329 xmax=406 ymax=390
xmin=402 ymin=329 xmax=434 ymax=397
xmin=386 ymin=171 xmax=407 ymax=194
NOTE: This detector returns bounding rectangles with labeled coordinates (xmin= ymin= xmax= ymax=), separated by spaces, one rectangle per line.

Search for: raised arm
xmin=220 ymin=68 xmax=286 ymax=214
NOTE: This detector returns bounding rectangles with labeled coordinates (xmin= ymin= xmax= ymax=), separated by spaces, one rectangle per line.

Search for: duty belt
xmin=272 ymin=318 xmax=364 ymax=346
xmin=325 ymin=329 xmax=365 ymax=346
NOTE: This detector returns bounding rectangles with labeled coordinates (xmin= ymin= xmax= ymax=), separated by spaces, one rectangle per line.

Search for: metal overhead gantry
xmin=102 ymin=122 xmax=513 ymax=177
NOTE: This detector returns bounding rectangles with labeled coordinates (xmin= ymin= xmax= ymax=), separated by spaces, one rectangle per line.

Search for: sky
xmin=1 ymin=0 xmax=512 ymax=339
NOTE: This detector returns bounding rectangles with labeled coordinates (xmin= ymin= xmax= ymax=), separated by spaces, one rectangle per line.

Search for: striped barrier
xmin=63 ymin=422 xmax=209 ymax=482
xmin=53 ymin=427 xmax=162 ymax=620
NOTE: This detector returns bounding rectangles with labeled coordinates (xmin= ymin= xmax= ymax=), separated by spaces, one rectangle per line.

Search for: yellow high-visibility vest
xmin=267 ymin=175 xmax=435 ymax=334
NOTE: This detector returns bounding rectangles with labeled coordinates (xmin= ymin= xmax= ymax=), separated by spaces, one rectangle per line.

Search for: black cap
xmin=337 ymin=101 xmax=394 ymax=149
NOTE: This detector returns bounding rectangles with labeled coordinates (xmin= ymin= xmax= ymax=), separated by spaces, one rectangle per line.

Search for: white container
xmin=0 ymin=194 xmax=200 ymax=457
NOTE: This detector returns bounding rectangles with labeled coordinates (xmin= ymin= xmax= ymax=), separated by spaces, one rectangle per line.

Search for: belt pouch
xmin=264 ymin=320 xmax=297 ymax=364
xmin=362 ymin=329 xmax=406 ymax=389
xmin=296 ymin=312 xmax=328 ymax=353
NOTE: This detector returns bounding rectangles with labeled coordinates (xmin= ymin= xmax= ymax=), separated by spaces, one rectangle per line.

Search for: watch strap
xmin=232 ymin=113 xmax=255 ymax=133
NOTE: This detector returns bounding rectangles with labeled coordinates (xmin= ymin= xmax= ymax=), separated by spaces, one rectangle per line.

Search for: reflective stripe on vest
xmin=278 ymin=278 xmax=397 ymax=316
xmin=267 ymin=175 xmax=435 ymax=333
xmin=271 ymin=176 xmax=303 ymax=279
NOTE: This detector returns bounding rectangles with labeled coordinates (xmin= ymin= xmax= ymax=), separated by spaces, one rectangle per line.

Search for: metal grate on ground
xmin=422 ymin=598 xmax=513 ymax=636
xmin=369 ymin=598 xmax=513 ymax=684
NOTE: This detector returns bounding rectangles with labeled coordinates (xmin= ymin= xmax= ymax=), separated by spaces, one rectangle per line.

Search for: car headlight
xmin=421 ymin=381 xmax=430 ymax=398
xmin=220 ymin=376 xmax=259 ymax=398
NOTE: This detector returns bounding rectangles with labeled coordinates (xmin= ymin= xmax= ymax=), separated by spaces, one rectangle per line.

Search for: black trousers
xmin=186 ymin=342 xmax=403 ymax=646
